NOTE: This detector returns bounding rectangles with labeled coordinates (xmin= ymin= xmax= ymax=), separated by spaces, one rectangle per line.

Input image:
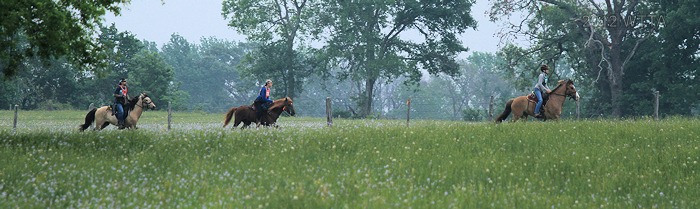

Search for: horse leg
xmin=100 ymin=122 xmax=110 ymax=129
xmin=231 ymin=118 xmax=242 ymax=129
xmin=241 ymin=121 xmax=252 ymax=129
xmin=94 ymin=108 xmax=110 ymax=130
xmin=511 ymin=116 xmax=520 ymax=122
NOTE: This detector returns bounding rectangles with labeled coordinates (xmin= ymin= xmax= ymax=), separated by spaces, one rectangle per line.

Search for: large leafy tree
xmin=490 ymin=0 xmax=665 ymax=117
xmin=79 ymin=24 xmax=144 ymax=105
xmin=128 ymin=50 xmax=175 ymax=110
xmin=222 ymin=0 xmax=320 ymax=99
xmin=318 ymin=0 xmax=477 ymax=117
xmin=1 ymin=0 xmax=129 ymax=78
xmin=491 ymin=0 xmax=699 ymax=117
xmin=161 ymin=35 xmax=253 ymax=112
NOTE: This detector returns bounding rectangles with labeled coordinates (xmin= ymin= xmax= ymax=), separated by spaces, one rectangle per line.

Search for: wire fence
xmin=5 ymin=91 xmax=670 ymax=131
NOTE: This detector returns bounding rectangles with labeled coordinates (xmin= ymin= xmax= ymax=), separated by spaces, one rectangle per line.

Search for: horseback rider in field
xmin=253 ymin=79 xmax=274 ymax=125
xmin=113 ymin=78 xmax=129 ymax=129
xmin=534 ymin=64 xmax=552 ymax=119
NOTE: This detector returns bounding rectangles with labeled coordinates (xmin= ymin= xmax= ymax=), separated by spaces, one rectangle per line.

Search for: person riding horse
xmin=534 ymin=64 xmax=552 ymax=119
xmin=253 ymin=79 xmax=274 ymax=125
xmin=113 ymin=78 xmax=129 ymax=129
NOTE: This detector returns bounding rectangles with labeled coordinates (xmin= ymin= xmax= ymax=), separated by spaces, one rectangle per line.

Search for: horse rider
xmin=113 ymin=78 xmax=129 ymax=129
xmin=253 ymin=79 xmax=274 ymax=124
xmin=534 ymin=64 xmax=552 ymax=119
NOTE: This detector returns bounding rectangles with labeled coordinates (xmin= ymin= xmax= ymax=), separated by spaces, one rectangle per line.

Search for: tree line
xmin=1 ymin=0 xmax=698 ymax=119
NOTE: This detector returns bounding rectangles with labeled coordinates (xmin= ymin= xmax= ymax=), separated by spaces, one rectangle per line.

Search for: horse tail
xmin=494 ymin=99 xmax=514 ymax=123
xmin=223 ymin=107 xmax=237 ymax=128
xmin=79 ymin=108 xmax=97 ymax=131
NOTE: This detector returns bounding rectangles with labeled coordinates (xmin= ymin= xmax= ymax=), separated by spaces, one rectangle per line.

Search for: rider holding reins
xmin=534 ymin=64 xmax=552 ymax=119
xmin=253 ymin=79 xmax=274 ymax=124
xmin=113 ymin=78 xmax=129 ymax=129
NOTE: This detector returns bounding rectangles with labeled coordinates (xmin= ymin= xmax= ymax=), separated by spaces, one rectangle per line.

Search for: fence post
xmin=89 ymin=103 xmax=94 ymax=110
xmin=407 ymin=96 xmax=411 ymax=126
xmin=576 ymin=100 xmax=580 ymax=120
xmin=654 ymin=91 xmax=659 ymax=120
xmin=489 ymin=95 xmax=494 ymax=122
xmin=13 ymin=105 xmax=19 ymax=131
xmin=168 ymin=101 xmax=172 ymax=130
xmin=326 ymin=97 xmax=332 ymax=128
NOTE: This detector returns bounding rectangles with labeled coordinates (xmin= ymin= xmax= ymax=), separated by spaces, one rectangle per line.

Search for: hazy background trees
xmin=1 ymin=0 xmax=698 ymax=120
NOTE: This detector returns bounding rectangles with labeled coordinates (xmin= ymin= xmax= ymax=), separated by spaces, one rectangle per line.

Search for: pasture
xmin=1 ymin=110 xmax=698 ymax=208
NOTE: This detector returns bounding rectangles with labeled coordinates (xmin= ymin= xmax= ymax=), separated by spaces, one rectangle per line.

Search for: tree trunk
xmin=362 ymin=77 xmax=376 ymax=117
xmin=607 ymin=20 xmax=625 ymax=117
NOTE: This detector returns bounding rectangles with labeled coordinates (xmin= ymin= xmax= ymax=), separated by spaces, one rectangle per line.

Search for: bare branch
xmin=621 ymin=37 xmax=647 ymax=73
xmin=591 ymin=39 xmax=612 ymax=84
xmin=586 ymin=0 xmax=605 ymax=17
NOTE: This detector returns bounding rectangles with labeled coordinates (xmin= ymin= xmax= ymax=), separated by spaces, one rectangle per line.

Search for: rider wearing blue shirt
xmin=533 ymin=65 xmax=552 ymax=119
xmin=254 ymin=80 xmax=274 ymax=123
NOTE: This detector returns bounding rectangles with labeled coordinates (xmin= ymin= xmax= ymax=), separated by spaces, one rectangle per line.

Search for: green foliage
xmin=1 ymin=111 xmax=700 ymax=207
xmin=160 ymin=35 xmax=253 ymax=112
xmin=0 ymin=24 xmax=185 ymax=111
xmin=491 ymin=0 xmax=700 ymax=117
xmin=0 ymin=0 xmax=127 ymax=78
xmin=222 ymin=0 xmax=320 ymax=99
xmin=317 ymin=0 xmax=478 ymax=117
xmin=331 ymin=109 xmax=353 ymax=119
xmin=128 ymin=50 xmax=175 ymax=110
xmin=462 ymin=107 xmax=486 ymax=121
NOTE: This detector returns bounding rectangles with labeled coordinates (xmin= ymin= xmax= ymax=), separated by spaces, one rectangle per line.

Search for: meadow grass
xmin=1 ymin=110 xmax=698 ymax=208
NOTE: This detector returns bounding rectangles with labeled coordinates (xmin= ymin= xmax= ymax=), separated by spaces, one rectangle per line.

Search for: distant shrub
xmin=332 ymin=110 xmax=353 ymax=119
xmin=462 ymin=107 xmax=486 ymax=121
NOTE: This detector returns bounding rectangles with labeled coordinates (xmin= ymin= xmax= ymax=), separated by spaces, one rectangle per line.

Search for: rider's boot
xmin=535 ymin=113 xmax=545 ymax=119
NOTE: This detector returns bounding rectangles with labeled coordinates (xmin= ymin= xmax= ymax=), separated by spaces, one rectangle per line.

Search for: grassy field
xmin=1 ymin=110 xmax=698 ymax=208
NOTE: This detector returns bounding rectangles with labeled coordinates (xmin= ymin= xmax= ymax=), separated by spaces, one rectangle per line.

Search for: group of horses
xmin=77 ymin=79 xmax=578 ymax=131
xmin=78 ymin=94 xmax=296 ymax=131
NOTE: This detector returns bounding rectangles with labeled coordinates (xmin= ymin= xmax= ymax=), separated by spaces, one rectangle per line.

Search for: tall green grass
xmin=1 ymin=110 xmax=698 ymax=207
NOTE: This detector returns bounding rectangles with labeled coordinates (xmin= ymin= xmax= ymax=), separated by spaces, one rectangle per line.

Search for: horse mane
xmin=124 ymin=94 xmax=142 ymax=111
xmin=269 ymin=97 xmax=292 ymax=110
xmin=550 ymin=79 xmax=573 ymax=93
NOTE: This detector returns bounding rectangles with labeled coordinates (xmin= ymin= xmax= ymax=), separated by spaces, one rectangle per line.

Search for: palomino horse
xmin=495 ymin=79 xmax=580 ymax=122
xmin=79 ymin=93 xmax=156 ymax=131
xmin=223 ymin=97 xmax=296 ymax=129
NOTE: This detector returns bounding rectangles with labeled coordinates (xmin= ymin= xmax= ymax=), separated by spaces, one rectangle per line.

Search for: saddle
xmin=108 ymin=104 xmax=115 ymax=116
xmin=108 ymin=103 xmax=129 ymax=118
xmin=527 ymin=91 xmax=550 ymax=113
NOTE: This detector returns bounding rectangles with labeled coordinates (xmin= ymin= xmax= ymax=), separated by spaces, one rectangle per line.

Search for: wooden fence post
xmin=89 ymin=103 xmax=94 ymax=110
xmin=407 ymin=96 xmax=411 ymax=126
xmin=576 ymin=100 xmax=580 ymax=120
xmin=489 ymin=95 xmax=494 ymax=122
xmin=168 ymin=101 xmax=172 ymax=130
xmin=326 ymin=97 xmax=332 ymax=128
xmin=13 ymin=105 xmax=19 ymax=131
xmin=654 ymin=91 xmax=659 ymax=120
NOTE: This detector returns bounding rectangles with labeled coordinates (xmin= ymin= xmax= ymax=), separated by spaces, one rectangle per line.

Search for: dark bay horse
xmin=495 ymin=79 xmax=580 ymax=122
xmin=79 ymin=93 xmax=157 ymax=131
xmin=223 ymin=97 xmax=296 ymax=129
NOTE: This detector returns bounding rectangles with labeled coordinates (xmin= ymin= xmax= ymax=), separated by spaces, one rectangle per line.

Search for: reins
xmin=548 ymin=80 xmax=576 ymax=99
xmin=134 ymin=96 xmax=152 ymax=109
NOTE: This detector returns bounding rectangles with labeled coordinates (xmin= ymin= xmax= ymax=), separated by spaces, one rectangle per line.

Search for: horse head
xmin=139 ymin=93 xmax=157 ymax=110
xmin=283 ymin=97 xmax=296 ymax=116
xmin=564 ymin=80 xmax=580 ymax=101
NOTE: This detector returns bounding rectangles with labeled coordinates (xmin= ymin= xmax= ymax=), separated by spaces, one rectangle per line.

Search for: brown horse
xmin=79 ymin=93 xmax=157 ymax=131
xmin=495 ymin=79 xmax=580 ymax=122
xmin=223 ymin=97 xmax=296 ymax=129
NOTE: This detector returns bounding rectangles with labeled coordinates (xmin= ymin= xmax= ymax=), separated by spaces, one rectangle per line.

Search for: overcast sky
xmin=104 ymin=0 xmax=506 ymax=59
